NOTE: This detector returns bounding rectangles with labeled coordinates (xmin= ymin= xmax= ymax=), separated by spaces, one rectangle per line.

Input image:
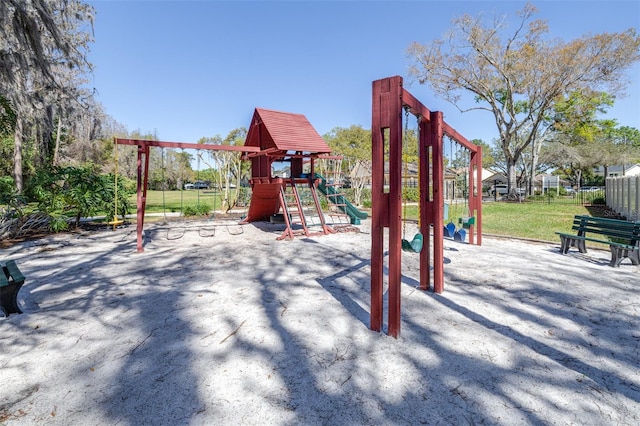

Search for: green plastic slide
xmin=315 ymin=174 xmax=368 ymax=225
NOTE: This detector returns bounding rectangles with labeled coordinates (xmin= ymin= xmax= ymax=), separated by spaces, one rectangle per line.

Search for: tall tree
xmin=322 ymin=125 xmax=372 ymax=206
xmin=544 ymin=89 xmax=640 ymax=185
xmin=199 ymin=128 xmax=247 ymax=212
xmin=0 ymin=0 xmax=94 ymax=191
xmin=407 ymin=2 xmax=640 ymax=198
xmin=470 ymin=139 xmax=495 ymax=170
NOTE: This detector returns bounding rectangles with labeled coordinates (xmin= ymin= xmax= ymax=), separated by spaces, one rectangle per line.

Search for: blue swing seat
xmin=454 ymin=228 xmax=467 ymax=242
xmin=402 ymin=232 xmax=424 ymax=253
xmin=444 ymin=222 xmax=456 ymax=238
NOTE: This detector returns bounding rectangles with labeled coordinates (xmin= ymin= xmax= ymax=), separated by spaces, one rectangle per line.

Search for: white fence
xmin=606 ymin=176 xmax=640 ymax=220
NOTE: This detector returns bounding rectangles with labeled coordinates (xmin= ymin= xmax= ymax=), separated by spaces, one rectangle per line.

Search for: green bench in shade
xmin=1 ymin=260 xmax=26 ymax=316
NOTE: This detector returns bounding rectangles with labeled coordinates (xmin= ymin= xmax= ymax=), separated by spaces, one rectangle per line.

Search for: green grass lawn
xmin=129 ymin=190 xmax=229 ymax=214
xmin=479 ymin=202 xmax=593 ymax=242
xmin=131 ymin=191 xmax=609 ymax=243
xmin=404 ymin=201 xmax=607 ymax=243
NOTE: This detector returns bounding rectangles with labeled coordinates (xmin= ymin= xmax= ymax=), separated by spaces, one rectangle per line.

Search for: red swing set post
xmin=370 ymin=75 xmax=482 ymax=338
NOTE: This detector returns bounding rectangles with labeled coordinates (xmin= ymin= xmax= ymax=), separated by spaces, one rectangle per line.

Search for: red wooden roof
xmin=244 ymin=108 xmax=331 ymax=155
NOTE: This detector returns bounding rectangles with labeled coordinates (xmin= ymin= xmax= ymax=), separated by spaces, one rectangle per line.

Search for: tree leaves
xmin=407 ymin=3 xmax=640 ymax=195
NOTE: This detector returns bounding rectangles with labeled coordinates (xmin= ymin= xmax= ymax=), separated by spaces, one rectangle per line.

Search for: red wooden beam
xmin=115 ymin=138 xmax=261 ymax=152
xmin=441 ymin=123 xmax=479 ymax=154
xmin=401 ymin=88 xmax=432 ymax=120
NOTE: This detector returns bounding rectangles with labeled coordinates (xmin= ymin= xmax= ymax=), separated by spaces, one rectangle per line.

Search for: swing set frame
xmin=114 ymin=138 xmax=260 ymax=252
xmin=371 ymin=75 xmax=482 ymax=338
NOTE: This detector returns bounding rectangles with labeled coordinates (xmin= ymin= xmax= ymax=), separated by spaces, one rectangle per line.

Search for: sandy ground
xmin=1 ymin=217 xmax=639 ymax=425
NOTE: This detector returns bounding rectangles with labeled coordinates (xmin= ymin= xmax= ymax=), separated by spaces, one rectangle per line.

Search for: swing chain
xmin=402 ymin=106 xmax=410 ymax=239
xmin=416 ymin=113 xmax=421 ymax=229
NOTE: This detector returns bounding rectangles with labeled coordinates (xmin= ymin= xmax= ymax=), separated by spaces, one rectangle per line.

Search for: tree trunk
xmin=13 ymin=117 xmax=23 ymax=193
xmin=575 ymin=169 xmax=583 ymax=188
xmin=529 ymin=139 xmax=538 ymax=197
xmin=506 ymin=156 xmax=519 ymax=200
xmin=53 ymin=115 xmax=62 ymax=166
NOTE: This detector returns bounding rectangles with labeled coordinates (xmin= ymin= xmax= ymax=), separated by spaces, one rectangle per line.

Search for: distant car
xmin=563 ymin=186 xmax=575 ymax=194
xmin=193 ymin=181 xmax=210 ymax=189
xmin=489 ymin=184 xmax=524 ymax=197
xmin=579 ymin=186 xmax=600 ymax=192
xmin=184 ymin=183 xmax=195 ymax=190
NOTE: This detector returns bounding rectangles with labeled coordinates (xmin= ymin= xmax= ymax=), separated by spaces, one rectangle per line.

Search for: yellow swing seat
xmin=402 ymin=232 xmax=424 ymax=253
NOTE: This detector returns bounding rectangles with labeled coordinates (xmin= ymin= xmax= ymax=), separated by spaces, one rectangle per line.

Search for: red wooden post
xmin=471 ymin=146 xmax=483 ymax=245
xmin=135 ymin=145 xmax=145 ymax=253
xmin=370 ymin=78 xmax=387 ymax=332
xmin=371 ymin=75 xmax=403 ymax=337
xmin=430 ymin=111 xmax=445 ymax=294
xmin=468 ymin=150 xmax=476 ymax=246
xmin=387 ymin=77 xmax=403 ymax=338
xmin=419 ymin=117 xmax=431 ymax=291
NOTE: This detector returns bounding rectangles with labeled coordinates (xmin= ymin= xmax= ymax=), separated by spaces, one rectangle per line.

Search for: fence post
xmin=624 ymin=176 xmax=633 ymax=219
xmin=614 ymin=177 xmax=621 ymax=215
xmin=619 ymin=176 xmax=628 ymax=217
xmin=619 ymin=177 xmax=625 ymax=216
xmin=617 ymin=177 xmax=623 ymax=215
xmin=607 ymin=177 xmax=617 ymax=215
xmin=636 ymin=176 xmax=640 ymax=220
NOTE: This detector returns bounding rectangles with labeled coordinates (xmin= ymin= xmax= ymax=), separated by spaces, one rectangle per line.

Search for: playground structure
xmin=115 ymin=81 xmax=480 ymax=339
xmin=239 ymin=108 xmax=366 ymax=238
xmin=371 ymin=75 xmax=482 ymax=338
xmin=115 ymin=108 xmax=366 ymax=252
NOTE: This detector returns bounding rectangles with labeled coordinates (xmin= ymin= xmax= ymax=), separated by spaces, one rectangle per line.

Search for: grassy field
xmin=400 ymin=201 xmax=612 ymax=243
xmin=133 ymin=190 xmax=229 ymax=214
xmin=476 ymin=202 xmax=598 ymax=241
xmin=131 ymin=190 xmax=611 ymax=243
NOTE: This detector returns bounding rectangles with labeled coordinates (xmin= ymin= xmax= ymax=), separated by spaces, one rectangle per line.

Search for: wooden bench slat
xmin=0 ymin=268 xmax=9 ymax=287
xmin=5 ymin=260 xmax=25 ymax=284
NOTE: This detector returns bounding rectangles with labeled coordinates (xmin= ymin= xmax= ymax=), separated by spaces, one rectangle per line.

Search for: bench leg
xmin=576 ymin=239 xmax=587 ymax=253
xmin=609 ymin=246 xmax=622 ymax=267
xmin=609 ymin=246 xmax=640 ymax=267
xmin=560 ymin=236 xmax=576 ymax=254
xmin=559 ymin=236 xmax=587 ymax=254
xmin=559 ymin=236 xmax=568 ymax=253
xmin=0 ymin=282 xmax=24 ymax=316
xmin=608 ymin=246 xmax=639 ymax=267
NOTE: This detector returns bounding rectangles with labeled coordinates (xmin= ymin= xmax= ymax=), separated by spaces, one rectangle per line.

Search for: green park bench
xmin=1 ymin=260 xmax=26 ymax=316
xmin=556 ymin=215 xmax=640 ymax=267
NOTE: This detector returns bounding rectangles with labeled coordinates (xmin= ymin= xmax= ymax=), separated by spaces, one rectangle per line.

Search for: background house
xmin=593 ymin=164 xmax=640 ymax=178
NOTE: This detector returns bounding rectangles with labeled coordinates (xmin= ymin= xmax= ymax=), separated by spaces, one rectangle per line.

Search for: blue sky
xmin=87 ymin=0 xmax=640 ymax=147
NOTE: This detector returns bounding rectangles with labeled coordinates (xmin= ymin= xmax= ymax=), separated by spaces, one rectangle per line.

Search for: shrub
xmin=183 ymin=203 xmax=211 ymax=216
xmin=402 ymin=187 xmax=420 ymax=202
xmin=25 ymin=165 xmax=134 ymax=228
xmin=0 ymin=176 xmax=24 ymax=219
